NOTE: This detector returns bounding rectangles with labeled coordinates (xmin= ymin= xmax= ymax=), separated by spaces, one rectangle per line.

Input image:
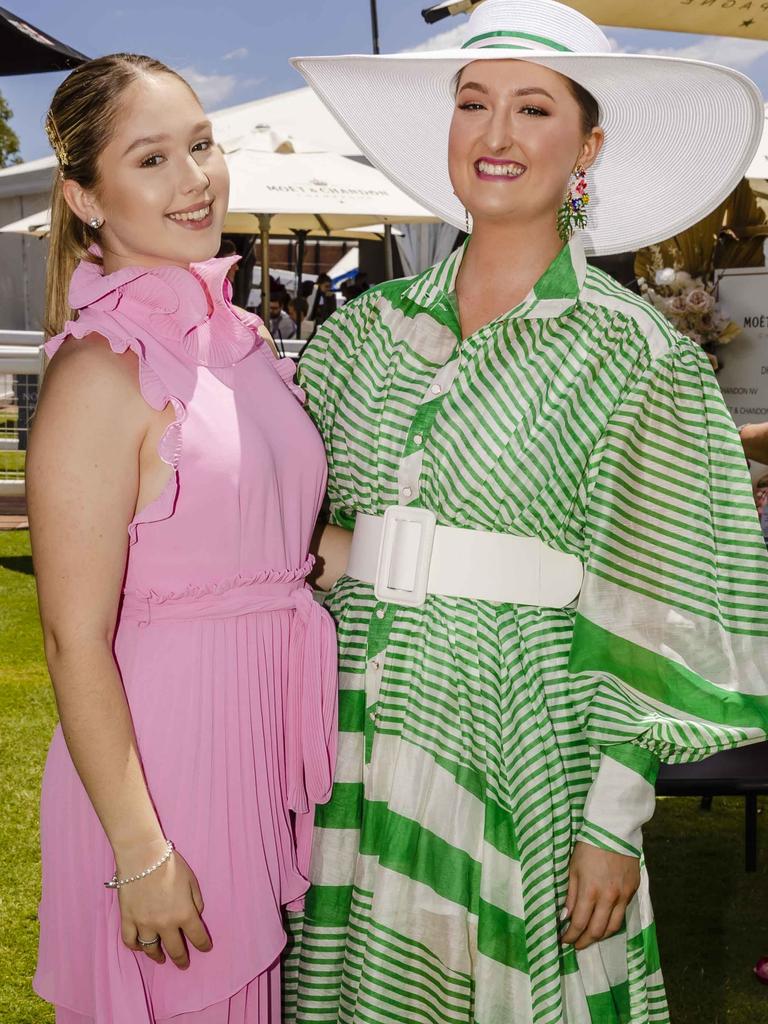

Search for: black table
xmin=656 ymin=742 xmax=768 ymax=871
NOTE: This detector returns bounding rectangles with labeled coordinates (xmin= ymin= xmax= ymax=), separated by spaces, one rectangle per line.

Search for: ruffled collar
xmin=67 ymin=247 xmax=258 ymax=367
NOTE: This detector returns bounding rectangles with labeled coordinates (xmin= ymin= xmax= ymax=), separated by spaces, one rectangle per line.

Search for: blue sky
xmin=5 ymin=0 xmax=768 ymax=162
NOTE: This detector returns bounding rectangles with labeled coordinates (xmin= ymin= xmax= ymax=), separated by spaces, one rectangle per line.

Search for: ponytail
xmin=44 ymin=171 xmax=97 ymax=339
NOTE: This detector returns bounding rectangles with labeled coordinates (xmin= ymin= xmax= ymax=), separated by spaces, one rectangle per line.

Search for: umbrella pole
xmin=384 ymin=223 xmax=394 ymax=281
xmin=295 ymin=229 xmax=307 ymax=334
xmin=369 ymin=0 xmax=380 ymax=54
xmin=258 ymin=213 xmax=272 ymax=323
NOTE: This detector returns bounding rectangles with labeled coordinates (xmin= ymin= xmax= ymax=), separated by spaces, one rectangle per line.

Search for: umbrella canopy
xmin=0 ymin=7 xmax=87 ymax=74
xmin=422 ymin=0 xmax=768 ymax=39
xmin=211 ymin=87 xmax=362 ymax=157
xmin=0 ymin=208 xmax=408 ymax=242
xmin=224 ymin=150 xmax=438 ymax=231
xmin=327 ymin=247 xmax=360 ymax=287
xmin=224 ymin=148 xmax=438 ymax=311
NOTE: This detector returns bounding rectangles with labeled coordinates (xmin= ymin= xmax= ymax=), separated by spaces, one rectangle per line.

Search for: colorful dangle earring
xmin=557 ymin=165 xmax=590 ymax=242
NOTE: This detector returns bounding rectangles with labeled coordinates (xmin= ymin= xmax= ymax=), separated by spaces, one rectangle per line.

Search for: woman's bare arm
xmin=28 ymin=337 xmax=210 ymax=967
xmin=739 ymin=421 xmax=768 ymax=465
xmin=29 ymin=338 xmax=163 ymax=857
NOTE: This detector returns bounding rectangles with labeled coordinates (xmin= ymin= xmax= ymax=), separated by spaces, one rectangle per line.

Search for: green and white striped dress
xmin=284 ymin=236 xmax=768 ymax=1024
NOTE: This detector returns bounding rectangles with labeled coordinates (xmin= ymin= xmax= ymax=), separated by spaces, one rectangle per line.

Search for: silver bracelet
xmin=104 ymin=839 xmax=175 ymax=889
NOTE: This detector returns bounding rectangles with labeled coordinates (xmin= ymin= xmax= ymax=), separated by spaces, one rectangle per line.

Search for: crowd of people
xmin=217 ymin=236 xmax=371 ymax=347
xmin=261 ymin=270 xmax=371 ymax=345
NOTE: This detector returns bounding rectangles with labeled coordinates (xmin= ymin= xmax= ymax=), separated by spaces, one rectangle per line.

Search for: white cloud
xmin=407 ymin=21 xmax=468 ymax=52
xmin=634 ymin=36 xmax=768 ymax=70
xmin=223 ymin=47 xmax=249 ymax=61
xmin=176 ymin=66 xmax=237 ymax=107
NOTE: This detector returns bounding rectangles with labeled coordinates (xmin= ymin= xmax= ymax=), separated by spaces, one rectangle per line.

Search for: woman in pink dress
xmin=27 ymin=54 xmax=336 ymax=1024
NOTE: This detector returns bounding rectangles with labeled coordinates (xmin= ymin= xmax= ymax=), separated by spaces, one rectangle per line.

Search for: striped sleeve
xmin=569 ymin=332 xmax=768 ymax=857
xmin=298 ymin=289 xmax=377 ymax=439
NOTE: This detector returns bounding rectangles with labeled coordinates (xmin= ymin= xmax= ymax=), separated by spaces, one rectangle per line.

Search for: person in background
xmin=738 ymin=422 xmax=768 ymax=548
xmin=346 ymin=269 xmax=370 ymax=299
xmin=269 ymin=291 xmax=298 ymax=345
xmin=288 ymin=296 xmax=309 ymax=332
xmin=309 ymin=272 xmax=337 ymax=326
xmin=739 ymin=421 xmax=768 ymax=465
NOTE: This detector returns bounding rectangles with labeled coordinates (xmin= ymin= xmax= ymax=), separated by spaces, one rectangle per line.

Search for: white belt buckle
xmin=374 ymin=505 xmax=437 ymax=607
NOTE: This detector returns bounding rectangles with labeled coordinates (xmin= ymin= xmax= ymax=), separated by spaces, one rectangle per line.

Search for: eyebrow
xmin=458 ymin=82 xmax=556 ymax=102
xmin=123 ymin=121 xmax=213 ymax=157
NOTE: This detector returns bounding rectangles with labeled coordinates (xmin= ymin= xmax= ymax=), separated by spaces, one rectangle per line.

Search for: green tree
xmin=0 ymin=90 xmax=21 ymax=167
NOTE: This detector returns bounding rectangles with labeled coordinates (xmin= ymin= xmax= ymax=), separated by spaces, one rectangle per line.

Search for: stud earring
xmin=557 ymin=165 xmax=590 ymax=243
xmin=89 ymin=216 xmax=104 ymax=230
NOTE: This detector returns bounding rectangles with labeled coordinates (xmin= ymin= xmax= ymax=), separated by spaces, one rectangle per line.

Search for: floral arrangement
xmin=637 ymin=245 xmax=741 ymax=360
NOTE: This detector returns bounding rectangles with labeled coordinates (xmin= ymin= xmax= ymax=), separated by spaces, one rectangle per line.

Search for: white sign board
xmin=716 ymin=266 xmax=768 ymax=476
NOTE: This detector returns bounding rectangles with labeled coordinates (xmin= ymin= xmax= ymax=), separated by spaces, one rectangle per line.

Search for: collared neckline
xmin=67 ymin=247 xmax=257 ymax=367
xmin=403 ymin=233 xmax=588 ymax=324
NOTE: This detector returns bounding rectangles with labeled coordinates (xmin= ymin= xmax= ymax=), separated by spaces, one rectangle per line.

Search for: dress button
xmin=413 ymin=434 xmax=423 ymax=446
xmin=369 ymin=710 xmax=376 ymax=722
xmin=375 ymin=607 xmax=386 ymax=619
xmin=430 ymin=384 xmax=442 ymax=395
xmin=402 ymin=486 xmax=413 ymax=498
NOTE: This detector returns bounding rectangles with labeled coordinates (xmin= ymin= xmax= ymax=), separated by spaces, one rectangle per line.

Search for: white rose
xmin=655 ymin=267 xmax=676 ymax=286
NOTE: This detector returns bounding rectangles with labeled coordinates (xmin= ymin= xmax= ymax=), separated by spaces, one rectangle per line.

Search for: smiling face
xmin=63 ymin=72 xmax=229 ymax=272
xmin=448 ymin=60 xmax=603 ymax=234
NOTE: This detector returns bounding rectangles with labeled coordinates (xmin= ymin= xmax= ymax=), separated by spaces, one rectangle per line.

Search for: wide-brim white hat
xmin=291 ymin=0 xmax=764 ymax=256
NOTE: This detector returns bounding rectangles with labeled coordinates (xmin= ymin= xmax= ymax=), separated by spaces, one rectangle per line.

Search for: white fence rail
xmin=0 ymin=330 xmax=44 ymax=496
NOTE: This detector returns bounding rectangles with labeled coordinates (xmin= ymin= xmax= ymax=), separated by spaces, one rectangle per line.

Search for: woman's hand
xmin=560 ymin=841 xmax=640 ymax=950
xmin=117 ymin=841 xmax=212 ymax=968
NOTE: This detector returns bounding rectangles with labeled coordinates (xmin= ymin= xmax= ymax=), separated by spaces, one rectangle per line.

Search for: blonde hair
xmin=44 ymin=54 xmax=197 ymax=338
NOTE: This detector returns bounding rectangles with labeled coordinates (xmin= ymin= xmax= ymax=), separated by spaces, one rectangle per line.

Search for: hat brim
xmin=291 ymin=51 xmax=764 ymax=256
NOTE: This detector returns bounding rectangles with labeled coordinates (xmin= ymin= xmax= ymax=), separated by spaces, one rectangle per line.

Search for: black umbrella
xmin=0 ymin=7 xmax=88 ymax=75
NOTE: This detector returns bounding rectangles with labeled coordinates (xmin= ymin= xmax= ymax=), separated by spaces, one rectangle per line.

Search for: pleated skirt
xmin=35 ymin=607 xmax=307 ymax=1024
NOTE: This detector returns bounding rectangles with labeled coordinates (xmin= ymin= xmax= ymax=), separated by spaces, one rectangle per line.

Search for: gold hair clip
xmin=45 ymin=112 xmax=70 ymax=170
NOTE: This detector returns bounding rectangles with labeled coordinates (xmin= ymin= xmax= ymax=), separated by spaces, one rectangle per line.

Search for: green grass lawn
xmin=0 ymin=530 xmax=766 ymax=1022
xmin=0 ymin=530 xmax=56 ymax=1022
xmin=0 ymin=451 xmax=26 ymax=476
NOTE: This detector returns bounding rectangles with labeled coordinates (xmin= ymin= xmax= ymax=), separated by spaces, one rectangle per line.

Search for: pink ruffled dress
xmin=33 ymin=253 xmax=337 ymax=1024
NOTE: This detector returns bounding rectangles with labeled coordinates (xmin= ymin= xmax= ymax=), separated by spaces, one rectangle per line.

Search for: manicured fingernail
xmin=560 ymin=906 xmax=570 ymax=921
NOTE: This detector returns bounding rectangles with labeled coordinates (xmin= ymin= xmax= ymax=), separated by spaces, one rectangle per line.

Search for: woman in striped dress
xmin=285 ymin=1 xmax=768 ymax=1021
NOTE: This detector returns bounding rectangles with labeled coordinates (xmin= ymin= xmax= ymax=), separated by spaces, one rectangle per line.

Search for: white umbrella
xmin=224 ymin=149 xmax=437 ymax=232
xmin=0 ymin=208 xmax=407 ymax=243
xmin=223 ymin=147 xmax=438 ymax=312
xmin=327 ymin=247 xmax=359 ymax=287
xmin=211 ymin=87 xmax=362 ymax=157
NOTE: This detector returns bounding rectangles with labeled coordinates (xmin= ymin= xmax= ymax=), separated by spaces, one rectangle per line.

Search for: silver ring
xmin=137 ymin=934 xmax=161 ymax=947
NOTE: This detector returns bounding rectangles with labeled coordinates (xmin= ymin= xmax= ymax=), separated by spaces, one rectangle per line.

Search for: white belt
xmin=346 ymin=507 xmax=584 ymax=608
